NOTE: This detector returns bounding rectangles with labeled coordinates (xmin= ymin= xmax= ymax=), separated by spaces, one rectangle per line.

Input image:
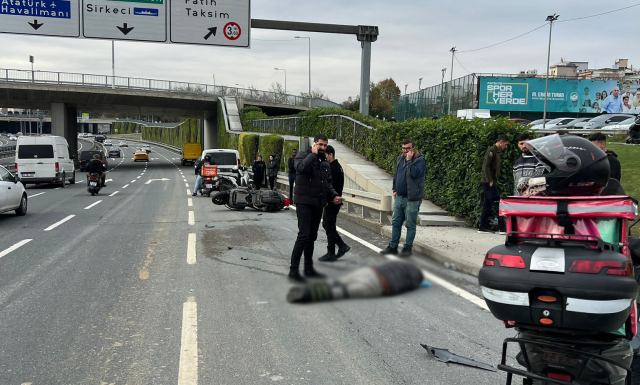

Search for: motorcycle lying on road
xmin=211 ymin=187 xmax=289 ymax=212
xmin=87 ymin=173 xmax=102 ymax=196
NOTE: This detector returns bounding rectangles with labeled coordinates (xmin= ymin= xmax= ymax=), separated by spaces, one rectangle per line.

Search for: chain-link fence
xmin=393 ymin=74 xmax=478 ymax=122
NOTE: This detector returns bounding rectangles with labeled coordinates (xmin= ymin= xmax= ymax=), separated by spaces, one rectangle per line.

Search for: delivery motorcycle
xmin=87 ymin=173 xmax=102 ymax=196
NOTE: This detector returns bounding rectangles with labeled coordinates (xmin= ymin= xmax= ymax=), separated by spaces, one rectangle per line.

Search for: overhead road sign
xmin=83 ymin=0 xmax=167 ymax=42
xmin=0 ymin=0 xmax=81 ymax=37
xmin=170 ymin=0 xmax=250 ymax=47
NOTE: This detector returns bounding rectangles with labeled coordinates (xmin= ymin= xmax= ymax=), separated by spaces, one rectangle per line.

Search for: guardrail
xmin=0 ymin=145 xmax=16 ymax=159
xmin=0 ymin=68 xmax=342 ymax=110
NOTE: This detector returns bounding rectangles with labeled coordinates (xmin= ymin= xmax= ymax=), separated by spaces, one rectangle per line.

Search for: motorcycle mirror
xmin=14 ymin=175 xmax=20 ymax=184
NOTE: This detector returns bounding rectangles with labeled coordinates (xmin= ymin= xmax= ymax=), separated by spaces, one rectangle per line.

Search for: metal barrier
xmin=0 ymin=68 xmax=342 ymax=109
xmin=0 ymin=145 xmax=16 ymax=159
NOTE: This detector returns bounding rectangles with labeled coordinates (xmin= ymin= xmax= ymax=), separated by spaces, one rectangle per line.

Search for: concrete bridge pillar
xmin=51 ymin=102 xmax=78 ymax=156
xmin=203 ymin=109 xmax=218 ymax=150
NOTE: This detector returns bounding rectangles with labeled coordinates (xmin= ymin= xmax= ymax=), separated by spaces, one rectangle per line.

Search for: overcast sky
xmin=1 ymin=0 xmax=639 ymax=103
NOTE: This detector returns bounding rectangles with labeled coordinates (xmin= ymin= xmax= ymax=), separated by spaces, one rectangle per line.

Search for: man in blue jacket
xmin=380 ymin=139 xmax=427 ymax=257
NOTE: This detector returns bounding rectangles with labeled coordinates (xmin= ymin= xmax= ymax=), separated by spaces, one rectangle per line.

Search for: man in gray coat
xmin=380 ymin=139 xmax=427 ymax=257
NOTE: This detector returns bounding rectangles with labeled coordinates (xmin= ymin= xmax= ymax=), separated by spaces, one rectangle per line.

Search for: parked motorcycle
xmin=87 ymin=173 xmax=102 ymax=196
xmin=197 ymin=165 xmax=237 ymax=197
xmin=238 ymin=166 xmax=256 ymax=190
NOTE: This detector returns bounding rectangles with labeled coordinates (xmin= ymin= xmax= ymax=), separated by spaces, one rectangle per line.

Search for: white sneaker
xmin=477 ymin=228 xmax=494 ymax=234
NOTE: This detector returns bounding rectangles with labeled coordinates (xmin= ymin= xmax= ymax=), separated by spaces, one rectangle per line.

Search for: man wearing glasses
xmin=602 ymin=87 xmax=623 ymax=113
xmin=380 ymin=139 xmax=426 ymax=258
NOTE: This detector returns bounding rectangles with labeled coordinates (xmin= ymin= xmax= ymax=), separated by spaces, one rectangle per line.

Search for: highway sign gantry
xmin=0 ymin=0 xmax=250 ymax=47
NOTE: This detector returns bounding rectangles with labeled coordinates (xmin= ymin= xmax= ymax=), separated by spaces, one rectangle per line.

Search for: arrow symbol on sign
xmin=117 ymin=23 xmax=134 ymax=35
xmin=145 ymin=178 xmax=170 ymax=184
xmin=203 ymin=27 xmax=217 ymax=40
xmin=28 ymin=20 xmax=43 ymax=30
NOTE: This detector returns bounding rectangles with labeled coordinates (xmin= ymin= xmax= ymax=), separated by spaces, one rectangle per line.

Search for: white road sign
xmin=169 ymin=0 xmax=250 ymax=47
xmin=0 ymin=0 xmax=80 ymax=37
xmin=82 ymin=0 xmax=167 ymax=41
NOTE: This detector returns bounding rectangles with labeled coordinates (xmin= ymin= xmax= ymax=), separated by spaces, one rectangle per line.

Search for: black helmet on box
xmin=524 ymin=134 xmax=610 ymax=196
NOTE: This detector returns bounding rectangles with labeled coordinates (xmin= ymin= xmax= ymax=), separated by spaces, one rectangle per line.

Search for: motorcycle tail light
xmin=483 ymin=253 xmax=526 ymax=269
xmin=548 ymin=373 xmax=571 ymax=381
xmin=569 ymin=260 xmax=633 ymax=276
xmin=15 ymin=163 xmax=17 ymax=172
xmin=284 ymin=197 xmax=290 ymax=207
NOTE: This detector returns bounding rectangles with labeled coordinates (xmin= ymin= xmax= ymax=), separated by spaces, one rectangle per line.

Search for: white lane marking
xmin=178 ymin=297 xmax=198 ymax=385
xmin=290 ymin=205 xmax=489 ymax=311
xmin=187 ymin=233 xmax=196 ymax=265
xmin=84 ymin=200 xmax=103 ymax=210
xmin=122 ymin=184 xmax=129 ymax=189
xmin=187 ymin=189 xmax=191 ymax=196
xmin=0 ymin=239 xmax=32 ymax=260
xmin=137 ymin=176 xmax=141 ymax=179
xmin=188 ymin=198 xmax=193 ymax=207
xmin=131 ymin=180 xmax=136 ymax=183
xmin=109 ymin=191 xmax=119 ymax=197
xmin=29 ymin=192 xmax=45 ymax=198
xmin=106 ymin=179 xmax=113 ymax=183
xmin=54 ymin=187 xmax=61 ymax=190
xmin=185 ymin=183 xmax=189 ymax=187
xmin=188 ymin=211 xmax=195 ymax=225
xmin=44 ymin=215 xmax=76 ymax=231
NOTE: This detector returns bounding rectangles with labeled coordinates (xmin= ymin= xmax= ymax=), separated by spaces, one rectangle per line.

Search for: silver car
xmin=573 ymin=114 xmax=634 ymax=129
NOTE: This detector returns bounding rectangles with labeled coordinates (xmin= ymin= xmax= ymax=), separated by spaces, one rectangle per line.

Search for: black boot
xmin=319 ymin=247 xmax=337 ymax=262
xmin=380 ymin=245 xmax=398 ymax=255
xmin=304 ymin=265 xmax=325 ymax=279
xmin=336 ymin=244 xmax=351 ymax=259
xmin=288 ymin=267 xmax=306 ymax=283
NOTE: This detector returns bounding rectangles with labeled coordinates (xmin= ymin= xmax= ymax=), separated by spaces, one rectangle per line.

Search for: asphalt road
xmin=0 ymin=142 xmax=516 ymax=384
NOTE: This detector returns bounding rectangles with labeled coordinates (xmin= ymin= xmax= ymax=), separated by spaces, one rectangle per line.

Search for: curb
xmin=380 ymin=226 xmax=482 ymax=277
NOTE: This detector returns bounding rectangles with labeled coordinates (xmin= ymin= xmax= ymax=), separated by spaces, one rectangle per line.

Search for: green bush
xmin=243 ymin=109 xmax=530 ymax=226
xmin=259 ymin=135 xmax=284 ymax=165
xmin=240 ymin=106 xmax=269 ymax=130
xmin=281 ymin=140 xmax=299 ymax=172
xmin=238 ymin=133 xmax=259 ymax=166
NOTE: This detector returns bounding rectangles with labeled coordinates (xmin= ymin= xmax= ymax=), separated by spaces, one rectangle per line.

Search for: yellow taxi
xmin=133 ymin=150 xmax=149 ymax=162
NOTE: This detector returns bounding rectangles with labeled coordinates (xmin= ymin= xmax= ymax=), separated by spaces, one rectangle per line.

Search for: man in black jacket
xmin=287 ymin=149 xmax=297 ymax=203
xmin=589 ymin=133 xmax=621 ymax=182
xmin=252 ymin=155 xmax=266 ymax=190
xmin=319 ymin=146 xmax=350 ymax=262
xmin=85 ymin=157 xmax=107 ymax=187
xmin=289 ymin=134 xmax=344 ymax=282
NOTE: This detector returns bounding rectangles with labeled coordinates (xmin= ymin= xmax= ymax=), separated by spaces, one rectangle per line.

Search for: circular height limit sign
xmin=224 ymin=22 xmax=241 ymax=40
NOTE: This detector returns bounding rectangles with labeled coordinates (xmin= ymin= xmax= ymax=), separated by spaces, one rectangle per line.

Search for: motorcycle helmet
xmin=204 ymin=154 xmax=212 ymax=162
xmin=524 ymin=134 xmax=610 ymax=196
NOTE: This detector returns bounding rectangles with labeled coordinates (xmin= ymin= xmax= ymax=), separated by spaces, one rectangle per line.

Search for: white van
xmin=456 ymin=109 xmax=491 ymax=120
xmin=15 ymin=135 xmax=76 ymax=187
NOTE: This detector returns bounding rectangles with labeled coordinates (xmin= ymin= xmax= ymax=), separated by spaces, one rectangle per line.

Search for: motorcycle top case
xmin=479 ymin=240 xmax=638 ymax=334
xmin=200 ymin=165 xmax=218 ymax=177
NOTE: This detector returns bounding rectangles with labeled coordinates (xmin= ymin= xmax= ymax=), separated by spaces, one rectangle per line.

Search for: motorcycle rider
xmin=192 ymin=154 xmax=212 ymax=196
xmin=85 ymin=156 xmax=107 ymax=187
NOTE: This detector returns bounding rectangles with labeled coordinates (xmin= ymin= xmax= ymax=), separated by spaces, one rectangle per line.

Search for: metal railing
xmin=0 ymin=68 xmax=342 ymax=110
xmin=248 ymin=114 xmax=375 ymax=153
xmin=0 ymin=145 xmax=16 ymax=159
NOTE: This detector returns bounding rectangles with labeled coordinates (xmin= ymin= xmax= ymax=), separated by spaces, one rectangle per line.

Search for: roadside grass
xmin=610 ymin=143 xmax=640 ymax=237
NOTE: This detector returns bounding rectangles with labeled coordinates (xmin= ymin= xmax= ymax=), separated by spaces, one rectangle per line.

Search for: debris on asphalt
xmin=241 ymin=256 xmax=248 ymax=260
xmin=419 ymin=281 xmax=432 ymax=288
xmin=205 ymin=224 xmax=215 ymax=228
xmin=228 ymin=246 xmax=233 ymax=250
xmin=420 ymin=344 xmax=496 ymax=372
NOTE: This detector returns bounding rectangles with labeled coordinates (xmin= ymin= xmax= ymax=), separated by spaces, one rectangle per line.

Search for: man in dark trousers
xmin=252 ymin=155 xmax=266 ymax=190
xmin=380 ymin=139 xmax=427 ymax=257
xmin=479 ymin=134 xmax=509 ymax=234
xmin=288 ymin=134 xmax=344 ymax=282
xmin=319 ymin=145 xmax=350 ymax=262
xmin=287 ymin=149 xmax=298 ymax=203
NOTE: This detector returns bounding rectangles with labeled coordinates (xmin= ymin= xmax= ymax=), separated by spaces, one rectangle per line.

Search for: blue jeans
xmin=194 ymin=175 xmax=202 ymax=194
xmin=390 ymin=196 xmax=422 ymax=249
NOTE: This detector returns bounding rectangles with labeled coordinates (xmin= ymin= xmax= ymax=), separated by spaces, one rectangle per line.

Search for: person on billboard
xmin=602 ymin=87 xmax=623 ymax=113
xmin=602 ymin=90 xmax=608 ymax=100
xmin=623 ymin=85 xmax=632 ymax=99
xmin=622 ymin=96 xmax=635 ymax=113
xmin=581 ymin=87 xmax=591 ymax=108
xmin=633 ymin=89 xmax=640 ymax=108
xmin=592 ymin=102 xmax=601 ymax=113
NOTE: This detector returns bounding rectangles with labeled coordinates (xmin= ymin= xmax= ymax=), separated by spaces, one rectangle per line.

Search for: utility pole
xmin=29 ymin=55 xmax=34 ymax=83
xmin=447 ymin=47 xmax=456 ymax=115
xmin=404 ymin=84 xmax=408 ymax=95
xmin=111 ymin=40 xmax=115 ymax=89
xmin=542 ymin=14 xmax=559 ymax=129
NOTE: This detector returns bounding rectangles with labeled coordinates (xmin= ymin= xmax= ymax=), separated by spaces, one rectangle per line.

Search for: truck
xmin=181 ymin=143 xmax=202 ymax=166
xmin=456 ymin=109 xmax=491 ymax=120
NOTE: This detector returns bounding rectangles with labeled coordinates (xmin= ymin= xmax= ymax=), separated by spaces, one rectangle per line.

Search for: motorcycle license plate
xmin=89 ymin=182 xmax=97 ymax=186
xmin=205 ymin=184 xmax=213 ymax=188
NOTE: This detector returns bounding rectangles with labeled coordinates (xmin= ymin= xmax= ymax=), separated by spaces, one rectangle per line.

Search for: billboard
xmin=478 ymin=77 xmax=639 ymax=113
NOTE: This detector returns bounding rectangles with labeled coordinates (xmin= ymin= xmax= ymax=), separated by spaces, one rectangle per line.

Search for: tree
xmin=369 ymin=78 xmax=400 ymax=119
xmin=269 ymin=82 xmax=287 ymax=103
xmin=300 ymin=88 xmax=331 ymax=101
xmin=341 ymin=96 xmax=360 ymax=111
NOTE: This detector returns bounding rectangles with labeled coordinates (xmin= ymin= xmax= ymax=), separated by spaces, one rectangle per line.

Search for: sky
xmin=1 ymin=0 xmax=639 ymax=104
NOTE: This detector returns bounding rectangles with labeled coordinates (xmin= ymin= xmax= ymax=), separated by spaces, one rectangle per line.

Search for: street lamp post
xmin=448 ymin=47 xmax=456 ymax=115
xmin=295 ymin=36 xmax=311 ymax=96
xmin=418 ymin=77 xmax=423 ymax=90
xmin=274 ymin=68 xmax=287 ymax=94
xmin=405 ymin=84 xmax=408 ymax=95
xmin=440 ymin=68 xmax=446 ymax=116
xmin=542 ymin=13 xmax=559 ymax=129
xmin=111 ymin=40 xmax=115 ymax=89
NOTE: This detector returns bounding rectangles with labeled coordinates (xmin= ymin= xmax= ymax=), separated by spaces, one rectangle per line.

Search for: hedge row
xmin=242 ymin=107 xmax=530 ymax=227
xmin=237 ymin=133 xmax=259 ymax=166
xmin=259 ymin=135 xmax=284 ymax=166
xmin=112 ymin=119 xmax=201 ymax=149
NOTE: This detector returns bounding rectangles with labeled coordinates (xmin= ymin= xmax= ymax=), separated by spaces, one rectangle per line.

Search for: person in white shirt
xmin=622 ymin=95 xmax=635 ymax=113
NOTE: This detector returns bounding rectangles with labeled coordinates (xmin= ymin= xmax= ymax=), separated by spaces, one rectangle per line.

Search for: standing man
xmin=319 ymin=145 xmax=350 ymax=262
xmin=602 ymin=86 xmax=623 ymax=113
xmin=380 ymin=139 xmax=427 ymax=258
xmin=288 ymin=134 xmax=343 ymax=282
xmin=513 ymin=133 xmax=545 ymax=196
xmin=288 ymin=149 xmax=298 ymax=204
xmin=479 ymin=135 xmax=509 ymax=234
xmin=252 ymin=155 xmax=266 ymax=190
xmin=589 ymin=133 xmax=621 ymax=182
xmin=192 ymin=154 xmax=211 ymax=197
